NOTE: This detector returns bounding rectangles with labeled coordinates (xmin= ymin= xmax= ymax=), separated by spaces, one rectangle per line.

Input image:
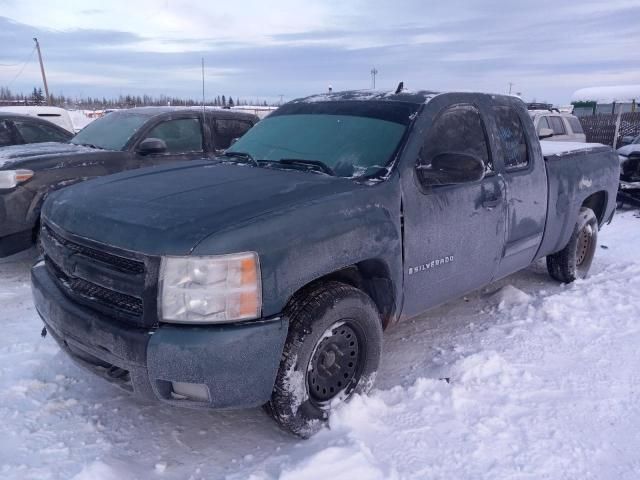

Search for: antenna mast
xmin=33 ymin=38 xmax=50 ymax=105
xmin=201 ymin=58 xmax=205 ymax=117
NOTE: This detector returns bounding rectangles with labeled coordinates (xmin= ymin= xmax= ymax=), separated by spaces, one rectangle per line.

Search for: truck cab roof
xmin=293 ymin=89 xmax=440 ymax=106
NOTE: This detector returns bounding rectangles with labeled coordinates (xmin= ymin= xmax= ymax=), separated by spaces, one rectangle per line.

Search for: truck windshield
xmin=70 ymin=112 xmax=148 ymax=151
xmin=227 ymin=113 xmax=408 ymax=178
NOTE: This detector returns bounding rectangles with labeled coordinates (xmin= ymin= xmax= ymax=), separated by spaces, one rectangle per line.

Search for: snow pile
xmin=491 ymin=284 xmax=532 ymax=309
xmin=1 ymin=212 xmax=640 ymax=479
xmin=68 ymin=110 xmax=95 ymax=132
xmin=71 ymin=461 xmax=130 ymax=480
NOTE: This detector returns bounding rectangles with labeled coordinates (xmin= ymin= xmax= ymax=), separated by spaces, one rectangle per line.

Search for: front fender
xmin=26 ymin=178 xmax=95 ymax=227
xmin=192 ymin=178 xmax=403 ymax=318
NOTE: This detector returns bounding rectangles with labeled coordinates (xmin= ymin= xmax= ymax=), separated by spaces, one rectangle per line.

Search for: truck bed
xmin=536 ymin=141 xmax=619 ymax=260
xmin=540 ymin=141 xmax=607 ymax=158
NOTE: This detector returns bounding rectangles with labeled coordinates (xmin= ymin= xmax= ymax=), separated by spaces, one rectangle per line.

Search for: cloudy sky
xmin=1 ymin=0 xmax=639 ymax=104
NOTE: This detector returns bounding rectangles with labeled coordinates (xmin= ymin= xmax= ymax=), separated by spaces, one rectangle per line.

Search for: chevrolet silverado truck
xmin=0 ymin=107 xmax=258 ymax=257
xmin=32 ymin=90 xmax=619 ymax=437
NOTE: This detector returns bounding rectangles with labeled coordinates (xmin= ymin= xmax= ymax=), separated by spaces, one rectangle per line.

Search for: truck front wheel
xmin=266 ymin=281 xmax=383 ymax=438
xmin=546 ymin=207 xmax=598 ymax=283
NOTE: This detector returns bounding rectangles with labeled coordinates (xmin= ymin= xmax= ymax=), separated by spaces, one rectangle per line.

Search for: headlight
xmin=619 ymin=154 xmax=628 ymax=164
xmin=159 ymin=252 xmax=261 ymax=323
xmin=0 ymin=170 xmax=34 ymax=189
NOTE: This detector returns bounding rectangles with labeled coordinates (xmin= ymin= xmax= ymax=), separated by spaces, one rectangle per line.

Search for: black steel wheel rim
xmin=308 ymin=322 xmax=362 ymax=405
xmin=576 ymin=226 xmax=592 ymax=265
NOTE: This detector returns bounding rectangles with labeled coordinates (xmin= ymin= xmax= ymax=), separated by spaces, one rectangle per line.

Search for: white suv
xmin=529 ymin=108 xmax=586 ymax=142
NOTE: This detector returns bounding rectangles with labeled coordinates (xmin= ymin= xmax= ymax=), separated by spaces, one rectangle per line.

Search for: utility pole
xmin=33 ymin=38 xmax=50 ymax=105
xmin=371 ymin=67 xmax=378 ymax=90
xmin=279 ymin=94 xmax=284 ymax=105
xmin=508 ymin=82 xmax=514 ymax=95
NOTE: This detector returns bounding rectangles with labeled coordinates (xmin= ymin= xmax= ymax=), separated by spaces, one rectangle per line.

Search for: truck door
xmin=491 ymin=103 xmax=548 ymax=279
xmin=400 ymin=98 xmax=507 ymax=318
xmin=133 ymin=116 xmax=206 ymax=167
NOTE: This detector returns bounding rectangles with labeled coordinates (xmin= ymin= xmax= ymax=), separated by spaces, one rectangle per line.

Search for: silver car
xmin=530 ymin=110 xmax=586 ymax=142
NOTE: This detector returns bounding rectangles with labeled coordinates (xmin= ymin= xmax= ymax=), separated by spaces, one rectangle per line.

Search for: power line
xmin=6 ymin=46 xmax=36 ymax=88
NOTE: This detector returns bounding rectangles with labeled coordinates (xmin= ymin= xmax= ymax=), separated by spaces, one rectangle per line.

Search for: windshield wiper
xmin=74 ymin=142 xmax=104 ymax=150
xmin=220 ymin=151 xmax=259 ymax=167
xmin=277 ymin=158 xmax=335 ymax=176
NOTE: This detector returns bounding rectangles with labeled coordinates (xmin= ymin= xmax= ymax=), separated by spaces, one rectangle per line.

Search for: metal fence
xmin=579 ymin=112 xmax=640 ymax=147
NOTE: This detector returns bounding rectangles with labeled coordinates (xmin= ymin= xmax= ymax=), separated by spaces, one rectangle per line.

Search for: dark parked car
xmin=0 ymin=107 xmax=258 ymax=256
xmin=33 ymin=90 xmax=619 ymax=437
xmin=617 ymin=134 xmax=640 ymax=207
xmin=0 ymin=112 xmax=73 ymax=147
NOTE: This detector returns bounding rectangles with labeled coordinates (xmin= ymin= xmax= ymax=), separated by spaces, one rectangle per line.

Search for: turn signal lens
xmin=0 ymin=169 xmax=34 ymax=189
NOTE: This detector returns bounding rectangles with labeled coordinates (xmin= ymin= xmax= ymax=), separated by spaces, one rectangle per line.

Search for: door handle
xmin=482 ymin=196 xmax=501 ymax=208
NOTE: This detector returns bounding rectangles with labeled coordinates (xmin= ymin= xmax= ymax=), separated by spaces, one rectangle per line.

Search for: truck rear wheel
xmin=266 ymin=281 xmax=383 ymax=438
xmin=546 ymin=207 xmax=598 ymax=283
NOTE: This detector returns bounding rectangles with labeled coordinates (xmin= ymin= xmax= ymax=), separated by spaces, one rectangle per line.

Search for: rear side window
xmin=0 ymin=120 xmax=13 ymax=146
xmin=417 ymin=104 xmax=491 ymax=186
xmin=214 ymin=119 xmax=254 ymax=149
xmin=567 ymin=116 xmax=584 ymax=134
xmin=537 ymin=116 xmax=550 ymax=133
xmin=549 ymin=116 xmax=566 ymax=135
xmin=14 ymin=121 xmax=69 ymax=143
xmin=493 ymin=106 xmax=529 ymax=170
xmin=144 ymin=118 xmax=203 ymax=153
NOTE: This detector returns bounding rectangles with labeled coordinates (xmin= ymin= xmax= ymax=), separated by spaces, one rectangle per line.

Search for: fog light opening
xmin=170 ymin=381 xmax=211 ymax=402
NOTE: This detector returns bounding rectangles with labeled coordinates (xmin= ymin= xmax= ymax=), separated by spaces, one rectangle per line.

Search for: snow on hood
xmin=617 ymin=143 xmax=640 ymax=156
xmin=0 ymin=142 xmax=96 ymax=169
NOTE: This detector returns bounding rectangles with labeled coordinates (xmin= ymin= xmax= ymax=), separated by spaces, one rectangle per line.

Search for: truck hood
xmin=43 ymin=161 xmax=362 ymax=255
xmin=617 ymin=144 xmax=640 ymax=157
xmin=0 ymin=142 xmax=102 ymax=170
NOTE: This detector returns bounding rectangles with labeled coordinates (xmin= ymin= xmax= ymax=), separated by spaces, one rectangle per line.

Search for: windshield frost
xmin=71 ymin=112 xmax=148 ymax=151
xmin=227 ymin=114 xmax=406 ymax=178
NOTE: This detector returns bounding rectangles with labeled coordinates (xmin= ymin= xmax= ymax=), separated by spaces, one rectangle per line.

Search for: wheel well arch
xmin=285 ymin=259 xmax=397 ymax=330
xmin=581 ymin=191 xmax=607 ymax=225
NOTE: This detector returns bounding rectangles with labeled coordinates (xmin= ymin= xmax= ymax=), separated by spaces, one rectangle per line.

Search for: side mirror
xmin=538 ymin=128 xmax=554 ymax=140
xmin=620 ymin=136 xmax=635 ymax=146
xmin=137 ymin=137 xmax=167 ymax=155
xmin=418 ymin=152 xmax=485 ymax=185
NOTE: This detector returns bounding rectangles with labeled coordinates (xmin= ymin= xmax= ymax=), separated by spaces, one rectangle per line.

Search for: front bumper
xmin=32 ymin=261 xmax=289 ymax=409
xmin=0 ymin=228 xmax=33 ymax=257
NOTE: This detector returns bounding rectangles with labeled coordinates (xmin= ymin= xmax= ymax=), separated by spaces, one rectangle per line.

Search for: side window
xmin=214 ymin=119 xmax=254 ymax=149
xmin=14 ymin=121 xmax=69 ymax=143
xmin=417 ymin=105 xmax=491 ymax=187
xmin=0 ymin=121 xmax=14 ymax=146
xmin=493 ymin=106 xmax=529 ymax=171
xmin=549 ymin=116 xmax=566 ymax=135
xmin=537 ymin=116 xmax=550 ymax=133
xmin=567 ymin=116 xmax=584 ymax=134
xmin=144 ymin=118 xmax=203 ymax=153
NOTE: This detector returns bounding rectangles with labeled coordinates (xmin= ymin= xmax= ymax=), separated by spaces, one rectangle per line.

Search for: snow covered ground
xmin=1 ymin=210 xmax=639 ymax=479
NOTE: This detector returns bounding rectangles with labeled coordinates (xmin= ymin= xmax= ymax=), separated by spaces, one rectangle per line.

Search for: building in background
xmin=572 ymin=85 xmax=640 ymax=117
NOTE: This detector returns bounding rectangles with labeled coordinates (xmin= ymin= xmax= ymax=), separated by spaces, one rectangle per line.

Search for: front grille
xmin=44 ymin=224 xmax=144 ymax=275
xmin=46 ymin=254 xmax=143 ymax=316
xmin=41 ymin=222 xmax=157 ymax=326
